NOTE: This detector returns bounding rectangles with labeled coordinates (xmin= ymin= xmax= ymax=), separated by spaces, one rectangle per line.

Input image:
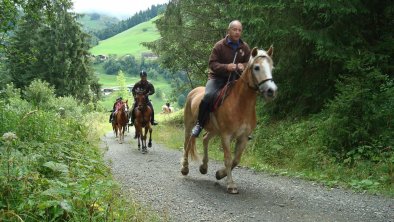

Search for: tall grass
xmin=0 ymin=82 xmax=163 ymax=221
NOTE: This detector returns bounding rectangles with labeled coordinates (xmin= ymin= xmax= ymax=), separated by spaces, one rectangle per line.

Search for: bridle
xmin=136 ymin=94 xmax=148 ymax=112
xmin=242 ymin=55 xmax=274 ymax=92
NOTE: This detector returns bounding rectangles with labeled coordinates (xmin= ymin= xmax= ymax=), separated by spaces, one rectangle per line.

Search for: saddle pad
xmin=211 ymin=81 xmax=235 ymax=112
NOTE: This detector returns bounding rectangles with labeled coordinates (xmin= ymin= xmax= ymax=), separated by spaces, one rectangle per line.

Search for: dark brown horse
xmin=115 ymin=100 xmax=128 ymax=143
xmin=182 ymin=47 xmax=277 ymax=194
xmin=133 ymin=92 xmax=152 ymax=154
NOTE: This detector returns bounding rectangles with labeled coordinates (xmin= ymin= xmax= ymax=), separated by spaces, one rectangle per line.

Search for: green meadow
xmin=90 ymin=17 xmax=160 ymax=57
xmin=94 ymin=65 xmax=172 ymax=113
xmin=91 ymin=16 xmax=173 ymax=113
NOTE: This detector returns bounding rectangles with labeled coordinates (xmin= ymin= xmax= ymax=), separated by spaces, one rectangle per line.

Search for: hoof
xmin=138 ymin=146 xmax=140 ymax=151
xmin=199 ymin=165 xmax=207 ymax=174
xmin=181 ymin=167 xmax=189 ymax=175
xmin=148 ymin=142 xmax=152 ymax=147
xmin=215 ymin=170 xmax=226 ymax=180
xmin=227 ymin=187 xmax=239 ymax=194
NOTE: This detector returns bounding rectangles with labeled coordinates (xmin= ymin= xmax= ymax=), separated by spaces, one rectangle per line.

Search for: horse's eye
xmin=254 ymin=66 xmax=260 ymax=71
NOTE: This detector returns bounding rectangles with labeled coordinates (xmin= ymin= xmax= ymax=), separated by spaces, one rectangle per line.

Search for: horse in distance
xmin=133 ymin=91 xmax=153 ymax=154
xmin=115 ymin=100 xmax=128 ymax=144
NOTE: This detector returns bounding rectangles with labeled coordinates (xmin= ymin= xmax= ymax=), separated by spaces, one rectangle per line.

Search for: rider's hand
xmin=227 ymin=63 xmax=237 ymax=72
xmin=237 ymin=63 xmax=244 ymax=71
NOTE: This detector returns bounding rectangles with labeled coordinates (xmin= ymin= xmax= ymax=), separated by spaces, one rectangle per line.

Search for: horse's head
xmin=246 ymin=46 xmax=278 ymax=100
xmin=124 ymin=100 xmax=129 ymax=112
xmin=119 ymin=101 xmax=126 ymax=112
xmin=135 ymin=91 xmax=147 ymax=109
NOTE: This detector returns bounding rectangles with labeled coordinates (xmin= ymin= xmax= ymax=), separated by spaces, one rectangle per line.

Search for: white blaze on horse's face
xmin=250 ymin=47 xmax=278 ymax=100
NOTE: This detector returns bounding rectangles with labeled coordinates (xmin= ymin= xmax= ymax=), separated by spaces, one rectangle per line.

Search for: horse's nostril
xmin=267 ymin=88 xmax=274 ymax=97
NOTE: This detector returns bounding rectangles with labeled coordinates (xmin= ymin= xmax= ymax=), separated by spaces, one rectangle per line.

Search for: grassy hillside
xmin=77 ymin=13 xmax=119 ymax=32
xmin=90 ymin=17 xmax=160 ymax=57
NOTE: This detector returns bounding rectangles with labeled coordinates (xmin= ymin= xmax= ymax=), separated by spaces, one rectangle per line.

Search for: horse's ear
xmin=125 ymin=99 xmax=128 ymax=103
xmin=266 ymin=45 xmax=274 ymax=57
xmin=251 ymin=47 xmax=258 ymax=57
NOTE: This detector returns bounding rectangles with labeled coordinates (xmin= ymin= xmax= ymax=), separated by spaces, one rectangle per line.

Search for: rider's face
xmin=141 ymin=76 xmax=147 ymax=82
xmin=228 ymin=22 xmax=243 ymax=42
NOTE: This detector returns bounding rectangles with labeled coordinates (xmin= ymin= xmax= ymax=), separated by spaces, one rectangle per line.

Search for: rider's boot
xmin=191 ymin=101 xmax=209 ymax=137
xmin=191 ymin=121 xmax=203 ymax=137
xmin=129 ymin=109 xmax=135 ymax=126
xmin=149 ymin=104 xmax=158 ymax=125
xmin=151 ymin=117 xmax=158 ymax=126
xmin=109 ymin=113 xmax=113 ymax=123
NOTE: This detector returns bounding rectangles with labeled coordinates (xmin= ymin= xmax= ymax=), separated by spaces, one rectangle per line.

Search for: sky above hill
xmin=72 ymin=0 xmax=169 ymax=19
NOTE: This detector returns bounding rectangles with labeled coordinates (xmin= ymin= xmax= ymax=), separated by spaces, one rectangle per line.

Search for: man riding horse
xmin=191 ymin=20 xmax=251 ymax=137
xmin=130 ymin=70 xmax=158 ymax=126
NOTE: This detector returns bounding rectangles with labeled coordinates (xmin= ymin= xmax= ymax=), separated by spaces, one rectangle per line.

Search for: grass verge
xmin=153 ymin=110 xmax=394 ymax=197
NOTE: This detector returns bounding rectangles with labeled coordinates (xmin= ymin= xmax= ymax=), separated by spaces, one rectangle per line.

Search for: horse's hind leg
xmin=181 ymin=119 xmax=196 ymax=175
xmin=199 ymin=132 xmax=214 ymax=174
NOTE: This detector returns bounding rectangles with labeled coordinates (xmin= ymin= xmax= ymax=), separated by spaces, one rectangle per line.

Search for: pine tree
xmin=116 ymin=70 xmax=129 ymax=100
xmin=6 ymin=0 xmax=100 ymax=102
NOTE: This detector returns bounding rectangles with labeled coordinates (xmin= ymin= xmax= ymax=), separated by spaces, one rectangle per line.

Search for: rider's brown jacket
xmin=208 ymin=35 xmax=251 ymax=80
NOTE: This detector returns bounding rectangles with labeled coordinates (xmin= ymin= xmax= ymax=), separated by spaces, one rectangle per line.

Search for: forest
xmin=0 ymin=0 xmax=393 ymax=221
xmin=146 ymin=0 xmax=393 ymax=168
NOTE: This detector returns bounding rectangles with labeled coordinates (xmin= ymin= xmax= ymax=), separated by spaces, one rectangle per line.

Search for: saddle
xmin=211 ymin=81 xmax=236 ymax=112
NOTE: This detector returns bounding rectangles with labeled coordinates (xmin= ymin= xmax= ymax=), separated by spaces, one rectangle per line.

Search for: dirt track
xmin=102 ymin=130 xmax=394 ymax=222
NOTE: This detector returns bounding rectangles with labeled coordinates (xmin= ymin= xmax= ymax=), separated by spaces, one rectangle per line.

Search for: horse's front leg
xmin=142 ymin=127 xmax=148 ymax=153
xmin=231 ymin=135 xmax=248 ymax=170
xmin=118 ymin=125 xmax=123 ymax=143
xmin=121 ymin=125 xmax=126 ymax=143
xmin=199 ymin=132 xmax=214 ymax=174
xmin=136 ymin=127 xmax=141 ymax=150
xmin=216 ymin=135 xmax=238 ymax=194
xmin=148 ymin=126 xmax=152 ymax=148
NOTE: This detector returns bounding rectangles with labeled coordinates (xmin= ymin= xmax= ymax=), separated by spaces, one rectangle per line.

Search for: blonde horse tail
xmin=188 ymin=136 xmax=198 ymax=160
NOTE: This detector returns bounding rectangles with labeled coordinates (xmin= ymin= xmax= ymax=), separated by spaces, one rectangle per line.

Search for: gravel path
xmin=102 ymin=131 xmax=394 ymax=222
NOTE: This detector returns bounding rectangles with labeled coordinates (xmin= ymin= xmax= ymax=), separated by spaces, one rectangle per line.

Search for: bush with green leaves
xmin=23 ymin=79 xmax=56 ymax=110
xmin=0 ymin=86 xmax=160 ymax=221
xmin=321 ymin=71 xmax=394 ymax=161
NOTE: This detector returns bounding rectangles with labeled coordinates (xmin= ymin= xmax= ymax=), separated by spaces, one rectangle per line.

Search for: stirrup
xmin=152 ymin=121 xmax=158 ymax=125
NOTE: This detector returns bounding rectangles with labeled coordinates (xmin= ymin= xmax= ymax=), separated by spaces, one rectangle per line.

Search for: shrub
xmin=23 ymin=79 xmax=56 ymax=110
xmin=321 ymin=71 xmax=394 ymax=161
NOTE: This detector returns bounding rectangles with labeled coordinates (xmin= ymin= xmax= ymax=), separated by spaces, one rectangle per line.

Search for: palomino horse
xmin=115 ymin=100 xmax=129 ymax=144
xmin=133 ymin=92 xmax=153 ymax=154
xmin=182 ymin=47 xmax=277 ymax=194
